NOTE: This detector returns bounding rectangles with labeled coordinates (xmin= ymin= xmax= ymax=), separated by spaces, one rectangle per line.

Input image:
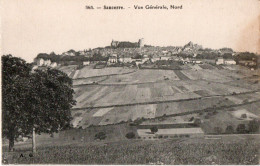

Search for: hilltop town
xmin=34 ymin=38 xmax=259 ymax=71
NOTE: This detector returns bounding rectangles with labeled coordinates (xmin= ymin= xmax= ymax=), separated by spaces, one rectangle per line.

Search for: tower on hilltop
xmin=138 ymin=38 xmax=144 ymax=48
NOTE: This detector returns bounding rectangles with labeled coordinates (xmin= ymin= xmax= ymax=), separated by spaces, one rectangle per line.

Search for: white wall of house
xmin=83 ymin=61 xmax=90 ymax=65
xmin=216 ymin=58 xmax=224 ymax=65
xmin=224 ymin=60 xmax=236 ymax=65
xmin=50 ymin=62 xmax=57 ymax=68
xmin=36 ymin=58 xmax=45 ymax=66
xmin=108 ymin=57 xmax=117 ymax=63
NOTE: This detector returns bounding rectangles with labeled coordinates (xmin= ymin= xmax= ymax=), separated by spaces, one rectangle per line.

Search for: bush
xmin=241 ymin=114 xmax=247 ymax=119
xmin=125 ymin=132 xmax=135 ymax=139
xmin=248 ymin=119 xmax=259 ymax=133
xmin=95 ymin=132 xmax=106 ymax=140
xmin=194 ymin=118 xmax=201 ymax=126
xmin=214 ymin=127 xmax=222 ymax=134
xmin=225 ymin=125 xmax=234 ymax=134
xmin=236 ymin=124 xmax=246 ymax=134
xmin=212 ymin=110 xmax=218 ymax=115
xmin=150 ymin=126 xmax=158 ymax=133
xmin=189 ymin=117 xmax=194 ymax=121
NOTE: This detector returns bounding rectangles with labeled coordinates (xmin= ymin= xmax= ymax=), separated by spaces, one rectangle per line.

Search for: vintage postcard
xmin=1 ymin=0 xmax=260 ymax=164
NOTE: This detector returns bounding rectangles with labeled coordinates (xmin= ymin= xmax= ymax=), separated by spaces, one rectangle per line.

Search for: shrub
xmin=150 ymin=126 xmax=158 ymax=133
xmin=241 ymin=114 xmax=247 ymax=119
xmin=225 ymin=125 xmax=234 ymax=134
xmin=214 ymin=127 xmax=222 ymax=134
xmin=248 ymin=119 xmax=259 ymax=133
xmin=189 ymin=117 xmax=194 ymax=121
xmin=212 ymin=110 xmax=218 ymax=115
xmin=95 ymin=132 xmax=106 ymax=140
xmin=125 ymin=132 xmax=135 ymax=139
xmin=194 ymin=118 xmax=201 ymax=126
xmin=236 ymin=124 xmax=246 ymax=134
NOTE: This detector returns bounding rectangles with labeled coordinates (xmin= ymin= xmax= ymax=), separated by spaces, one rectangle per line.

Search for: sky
xmin=1 ymin=0 xmax=260 ymax=62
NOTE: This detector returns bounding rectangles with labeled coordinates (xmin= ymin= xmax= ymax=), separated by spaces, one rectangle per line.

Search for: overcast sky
xmin=1 ymin=0 xmax=259 ymax=62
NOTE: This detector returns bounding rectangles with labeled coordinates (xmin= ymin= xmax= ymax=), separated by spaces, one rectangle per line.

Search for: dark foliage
xmin=125 ymin=132 xmax=135 ymax=139
xmin=248 ymin=120 xmax=259 ymax=133
xmin=214 ymin=127 xmax=222 ymax=134
xmin=150 ymin=126 xmax=158 ymax=133
xmin=225 ymin=125 xmax=234 ymax=134
xmin=2 ymin=55 xmax=76 ymax=151
xmin=236 ymin=124 xmax=246 ymax=134
xmin=95 ymin=132 xmax=106 ymax=140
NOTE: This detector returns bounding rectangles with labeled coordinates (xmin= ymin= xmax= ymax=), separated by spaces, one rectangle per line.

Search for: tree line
xmin=36 ymin=53 xmax=108 ymax=63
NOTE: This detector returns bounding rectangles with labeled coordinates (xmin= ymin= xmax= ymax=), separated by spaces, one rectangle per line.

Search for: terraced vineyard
xmin=58 ymin=64 xmax=260 ymax=129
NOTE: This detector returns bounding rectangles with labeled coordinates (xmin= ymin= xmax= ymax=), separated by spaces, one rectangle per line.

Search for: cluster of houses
xmin=107 ymin=54 xmax=150 ymax=65
xmin=216 ymin=58 xmax=236 ymax=65
xmin=80 ymin=53 xmax=237 ymax=67
xmin=33 ymin=40 xmax=242 ymax=68
xmin=34 ymin=58 xmax=58 ymax=68
xmin=106 ymin=54 xmax=219 ymax=65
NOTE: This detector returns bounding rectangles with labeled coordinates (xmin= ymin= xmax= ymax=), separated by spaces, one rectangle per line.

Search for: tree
xmin=95 ymin=132 xmax=106 ymax=140
xmin=214 ymin=127 xmax=222 ymax=134
xmin=125 ymin=132 xmax=135 ymax=139
xmin=2 ymin=55 xmax=76 ymax=152
xmin=248 ymin=119 xmax=259 ymax=133
xmin=2 ymin=55 xmax=32 ymax=151
xmin=225 ymin=125 xmax=234 ymax=134
xmin=150 ymin=126 xmax=158 ymax=133
xmin=240 ymin=114 xmax=247 ymax=119
xmin=236 ymin=124 xmax=246 ymax=134
xmin=194 ymin=118 xmax=201 ymax=126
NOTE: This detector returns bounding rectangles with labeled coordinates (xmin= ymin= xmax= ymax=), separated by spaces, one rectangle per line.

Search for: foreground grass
xmin=2 ymin=138 xmax=259 ymax=165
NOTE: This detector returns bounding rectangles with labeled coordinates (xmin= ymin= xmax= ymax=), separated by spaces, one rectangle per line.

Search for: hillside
xmin=55 ymin=63 xmax=260 ymax=132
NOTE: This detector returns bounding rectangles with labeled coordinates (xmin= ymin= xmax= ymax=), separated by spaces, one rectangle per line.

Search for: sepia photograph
xmin=1 ymin=0 xmax=260 ymax=164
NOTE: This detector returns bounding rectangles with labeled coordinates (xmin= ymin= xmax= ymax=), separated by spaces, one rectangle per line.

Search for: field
xmin=62 ymin=64 xmax=260 ymax=129
xmin=2 ymin=136 xmax=259 ymax=164
xmin=3 ymin=63 xmax=260 ymax=164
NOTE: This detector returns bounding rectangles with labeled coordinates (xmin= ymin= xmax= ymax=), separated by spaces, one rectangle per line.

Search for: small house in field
xmin=137 ymin=128 xmax=204 ymax=139
xmin=224 ymin=59 xmax=236 ymax=65
xmin=83 ymin=61 xmax=90 ymax=66
xmin=137 ymin=118 xmax=204 ymax=140
xmin=216 ymin=58 xmax=224 ymax=65
xmin=194 ymin=60 xmax=202 ymax=64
